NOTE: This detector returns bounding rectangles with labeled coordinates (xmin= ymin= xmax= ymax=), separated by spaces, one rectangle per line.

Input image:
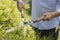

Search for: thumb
xmin=43 ymin=15 xmax=48 ymax=21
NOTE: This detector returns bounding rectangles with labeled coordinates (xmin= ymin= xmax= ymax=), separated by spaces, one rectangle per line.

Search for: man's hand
xmin=43 ymin=12 xmax=60 ymax=21
xmin=15 ymin=0 xmax=25 ymax=12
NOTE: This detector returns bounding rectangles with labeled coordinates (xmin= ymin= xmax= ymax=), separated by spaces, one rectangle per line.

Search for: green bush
xmin=0 ymin=0 xmax=21 ymax=31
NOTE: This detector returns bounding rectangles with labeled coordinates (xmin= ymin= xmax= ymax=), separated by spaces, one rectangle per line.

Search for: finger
xmin=43 ymin=16 xmax=50 ymax=21
xmin=43 ymin=15 xmax=47 ymax=20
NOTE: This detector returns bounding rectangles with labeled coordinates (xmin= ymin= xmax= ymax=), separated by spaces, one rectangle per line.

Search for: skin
xmin=43 ymin=11 xmax=60 ymax=21
xmin=15 ymin=0 xmax=25 ymax=12
xmin=15 ymin=0 xmax=60 ymax=21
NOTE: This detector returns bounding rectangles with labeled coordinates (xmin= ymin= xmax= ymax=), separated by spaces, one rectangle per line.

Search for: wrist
xmin=52 ymin=11 xmax=60 ymax=17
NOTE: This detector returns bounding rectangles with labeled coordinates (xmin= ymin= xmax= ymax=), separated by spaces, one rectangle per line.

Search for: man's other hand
xmin=43 ymin=12 xmax=60 ymax=21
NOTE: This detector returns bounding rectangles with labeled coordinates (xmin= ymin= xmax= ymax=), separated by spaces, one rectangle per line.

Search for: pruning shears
xmin=21 ymin=8 xmax=45 ymax=39
xmin=21 ymin=8 xmax=45 ymax=25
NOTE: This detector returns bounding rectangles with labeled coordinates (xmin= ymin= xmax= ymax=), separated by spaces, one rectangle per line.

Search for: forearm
xmin=53 ymin=11 xmax=60 ymax=17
